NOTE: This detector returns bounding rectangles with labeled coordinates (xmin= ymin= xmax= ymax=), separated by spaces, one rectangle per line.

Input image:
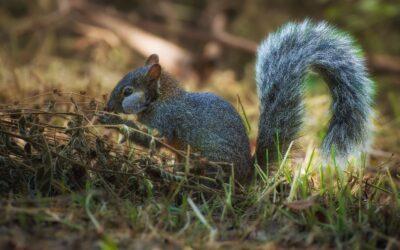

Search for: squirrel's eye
xmin=123 ymin=86 xmax=133 ymax=97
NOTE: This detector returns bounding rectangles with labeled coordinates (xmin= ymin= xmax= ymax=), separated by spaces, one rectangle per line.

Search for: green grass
xmin=1 ymin=101 xmax=399 ymax=249
xmin=0 ymin=39 xmax=399 ymax=250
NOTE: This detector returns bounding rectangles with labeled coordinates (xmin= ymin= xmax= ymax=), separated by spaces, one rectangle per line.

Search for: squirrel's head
xmin=106 ymin=54 xmax=161 ymax=114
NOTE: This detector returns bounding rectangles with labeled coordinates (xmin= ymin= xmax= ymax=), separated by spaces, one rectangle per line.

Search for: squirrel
xmin=101 ymin=20 xmax=374 ymax=182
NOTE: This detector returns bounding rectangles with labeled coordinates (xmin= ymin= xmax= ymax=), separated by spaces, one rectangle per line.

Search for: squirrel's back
xmin=139 ymin=91 xmax=252 ymax=177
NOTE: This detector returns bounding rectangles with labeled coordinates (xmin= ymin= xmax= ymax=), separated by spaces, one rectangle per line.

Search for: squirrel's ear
xmin=146 ymin=63 xmax=161 ymax=80
xmin=145 ymin=54 xmax=159 ymax=66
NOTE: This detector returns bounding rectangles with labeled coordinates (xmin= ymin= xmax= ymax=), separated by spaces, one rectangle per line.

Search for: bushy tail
xmin=254 ymin=20 xmax=374 ymax=167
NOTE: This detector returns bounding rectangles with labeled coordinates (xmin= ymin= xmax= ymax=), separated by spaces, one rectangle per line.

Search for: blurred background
xmin=0 ymin=0 xmax=399 ymax=156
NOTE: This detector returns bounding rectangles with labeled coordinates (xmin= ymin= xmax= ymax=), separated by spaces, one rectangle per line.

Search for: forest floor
xmin=0 ymin=55 xmax=400 ymax=250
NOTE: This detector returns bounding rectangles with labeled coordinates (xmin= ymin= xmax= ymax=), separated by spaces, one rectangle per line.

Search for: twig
xmin=72 ymin=2 xmax=193 ymax=75
xmin=212 ymin=14 xmax=257 ymax=53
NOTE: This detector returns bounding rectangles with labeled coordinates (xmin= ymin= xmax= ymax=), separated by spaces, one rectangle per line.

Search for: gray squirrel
xmin=102 ymin=20 xmax=374 ymax=182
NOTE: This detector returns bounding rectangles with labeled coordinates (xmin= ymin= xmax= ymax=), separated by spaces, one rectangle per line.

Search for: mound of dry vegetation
xmin=0 ymin=89 xmax=399 ymax=249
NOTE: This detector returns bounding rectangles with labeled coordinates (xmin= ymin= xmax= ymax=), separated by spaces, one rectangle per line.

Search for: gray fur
xmin=122 ymin=92 xmax=147 ymax=114
xmin=138 ymin=92 xmax=252 ymax=179
xmin=107 ymin=67 xmax=253 ymax=180
xmin=255 ymin=20 xmax=374 ymax=166
xmin=106 ymin=20 xmax=374 ymax=180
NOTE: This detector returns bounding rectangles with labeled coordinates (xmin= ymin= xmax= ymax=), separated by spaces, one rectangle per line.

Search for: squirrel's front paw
xmin=97 ymin=113 xmax=124 ymax=125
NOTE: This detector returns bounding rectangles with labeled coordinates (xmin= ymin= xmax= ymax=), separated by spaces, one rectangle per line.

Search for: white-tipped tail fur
xmin=254 ymin=20 xmax=374 ymax=166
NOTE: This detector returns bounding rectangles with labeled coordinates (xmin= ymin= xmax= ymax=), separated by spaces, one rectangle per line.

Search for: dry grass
xmin=0 ymin=87 xmax=399 ymax=250
xmin=0 ymin=40 xmax=400 ymax=250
